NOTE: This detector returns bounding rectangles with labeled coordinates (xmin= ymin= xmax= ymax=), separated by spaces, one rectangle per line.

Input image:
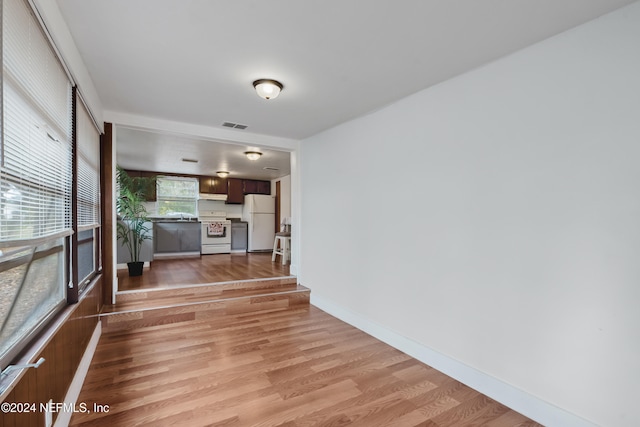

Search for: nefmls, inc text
xmin=40 ymin=402 xmax=110 ymax=413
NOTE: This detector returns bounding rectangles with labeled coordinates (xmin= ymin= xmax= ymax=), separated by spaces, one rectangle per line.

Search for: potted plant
xmin=116 ymin=166 xmax=152 ymax=276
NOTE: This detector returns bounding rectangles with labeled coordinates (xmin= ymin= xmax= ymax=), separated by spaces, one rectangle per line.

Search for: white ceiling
xmin=116 ymin=127 xmax=291 ymax=180
xmin=56 ymin=0 xmax=636 ymax=176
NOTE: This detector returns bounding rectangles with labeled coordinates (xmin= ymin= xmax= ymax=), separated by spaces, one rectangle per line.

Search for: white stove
xmin=198 ymin=210 xmax=231 ymax=254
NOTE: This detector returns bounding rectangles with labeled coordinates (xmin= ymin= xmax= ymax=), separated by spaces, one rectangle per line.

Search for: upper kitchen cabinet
xmin=124 ymin=169 xmax=157 ymax=201
xmin=243 ymin=179 xmax=271 ymax=195
xmin=226 ymin=178 xmax=244 ymax=204
xmin=199 ymin=176 xmax=227 ymax=194
xmin=227 ymin=178 xmax=270 ymax=203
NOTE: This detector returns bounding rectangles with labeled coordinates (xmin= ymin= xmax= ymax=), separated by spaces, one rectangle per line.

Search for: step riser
xmin=116 ymin=277 xmax=298 ymax=303
xmin=102 ymin=290 xmax=309 ymax=333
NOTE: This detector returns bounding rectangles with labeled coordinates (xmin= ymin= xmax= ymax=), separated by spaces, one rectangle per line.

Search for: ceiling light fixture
xmin=244 ymin=151 xmax=262 ymax=161
xmin=253 ymin=79 xmax=283 ymax=100
xmin=216 ymin=171 xmax=229 ymax=178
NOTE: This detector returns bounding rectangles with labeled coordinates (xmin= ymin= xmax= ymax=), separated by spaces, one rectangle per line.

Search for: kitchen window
xmin=156 ymin=176 xmax=199 ymax=217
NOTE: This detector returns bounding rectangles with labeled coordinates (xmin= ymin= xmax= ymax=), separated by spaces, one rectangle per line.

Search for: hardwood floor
xmin=71 ymin=306 xmax=542 ymax=426
xmin=86 ymin=257 xmax=542 ymax=426
xmin=101 ymin=278 xmax=310 ymax=333
xmin=118 ymin=253 xmax=291 ymax=291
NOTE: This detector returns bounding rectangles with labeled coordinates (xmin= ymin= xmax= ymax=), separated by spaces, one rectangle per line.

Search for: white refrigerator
xmin=242 ymin=194 xmax=276 ymax=252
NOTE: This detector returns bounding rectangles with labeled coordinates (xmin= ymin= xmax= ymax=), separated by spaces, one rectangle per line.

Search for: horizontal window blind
xmin=0 ymin=0 xmax=71 ymax=369
xmin=156 ymin=176 xmax=199 ymax=200
xmin=76 ymin=94 xmax=100 ymax=230
xmin=3 ymin=0 xmax=70 ymax=140
xmin=1 ymin=0 xmax=72 ymax=244
xmin=156 ymin=176 xmax=198 ymax=216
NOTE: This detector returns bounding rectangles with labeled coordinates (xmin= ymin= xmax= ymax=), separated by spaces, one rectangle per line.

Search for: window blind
xmin=156 ymin=176 xmax=199 ymax=200
xmin=76 ymin=94 xmax=100 ymax=230
xmin=1 ymin=0 xmax=73 ymax=244
xmin=0 ymin=0 xmax=72 ymax=369
xmin=156 ymin=176 xmax=199 ymax=216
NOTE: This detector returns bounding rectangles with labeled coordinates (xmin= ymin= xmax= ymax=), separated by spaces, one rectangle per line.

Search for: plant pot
xmin=127 ymin=261 xmax=144 ymax=277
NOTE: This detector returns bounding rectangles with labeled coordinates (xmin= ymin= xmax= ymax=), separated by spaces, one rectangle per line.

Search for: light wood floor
xmin=96 ymin=258 xmax=542 ymax=426
xmin=71 ymin=306 xmax=542 ymax=427
xmin=118 ymin=253 xmax=291 ymax=291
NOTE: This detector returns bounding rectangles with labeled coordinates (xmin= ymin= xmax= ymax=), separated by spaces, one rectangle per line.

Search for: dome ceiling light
xmin=253 ymin=79 xmax=283 ymax=100
xmin=216 ymin=171 xmax=229 ymax=178
xmin=244 ymin=151 xmax=262 ymax=161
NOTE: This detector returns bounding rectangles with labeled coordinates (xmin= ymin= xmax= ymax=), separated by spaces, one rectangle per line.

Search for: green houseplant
xmin=116 ymin=166 xmax=152 ymax=276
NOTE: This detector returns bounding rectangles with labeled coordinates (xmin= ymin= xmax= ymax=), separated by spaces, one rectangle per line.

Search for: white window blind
xmin=76 ymin=95 xmax=100 ymax=230
xmin=156 ymin=176 xmax=198 ymax=216
xmin=156 ymin=176 xmax=199 ymax=200
xmin=1 ymin=0 xmax=73 ymax=244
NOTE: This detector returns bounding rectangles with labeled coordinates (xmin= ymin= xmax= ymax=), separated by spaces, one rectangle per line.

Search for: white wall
xmin=300 ymin=3 xmax=640 ymax=427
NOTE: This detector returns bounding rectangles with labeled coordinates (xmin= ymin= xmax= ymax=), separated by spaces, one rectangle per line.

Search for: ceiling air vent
xmin=222 ymin=121 xmax=248 ymax=130
xmin=263 ymin=167 xmax=279 ymax=171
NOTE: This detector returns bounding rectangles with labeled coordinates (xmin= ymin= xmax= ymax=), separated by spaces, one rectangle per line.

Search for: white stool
xmin=272 ymin=232 xmax=291 ymax=265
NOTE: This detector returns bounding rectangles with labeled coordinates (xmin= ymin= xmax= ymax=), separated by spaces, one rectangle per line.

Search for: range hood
xmin=198 ymin=193 xmax=228 ymax=201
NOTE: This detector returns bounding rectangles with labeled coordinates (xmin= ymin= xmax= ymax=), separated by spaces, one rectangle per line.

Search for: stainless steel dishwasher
xmin=230 ymin=220 xmax=248 ymax=253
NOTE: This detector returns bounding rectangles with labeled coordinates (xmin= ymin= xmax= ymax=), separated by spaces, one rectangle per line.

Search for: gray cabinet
xmin=180 ymin=224 xmax=201 ymax=252
xmin=154 ymin=222 xmax=201 ymax=253
xmin=154 ymin=223 xmax=180 ymax=253
xmin=231 ymin=221 xmax=248 ymax=252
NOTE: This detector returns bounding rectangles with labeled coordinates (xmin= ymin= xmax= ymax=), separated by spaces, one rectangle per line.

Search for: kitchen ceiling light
xmin=253 ymin=79 xmax=283 ymax=100
xmin=216 ymin=171 xmax=229 ymax=178
xmin=244 ymin=151 xmax=262 ymax=161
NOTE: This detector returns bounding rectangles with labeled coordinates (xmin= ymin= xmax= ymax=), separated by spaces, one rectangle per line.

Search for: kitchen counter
xmin=152 ymin=219 xmax=200 ymax=223
xmin=149 ymin=216 xmax=200 ymax=223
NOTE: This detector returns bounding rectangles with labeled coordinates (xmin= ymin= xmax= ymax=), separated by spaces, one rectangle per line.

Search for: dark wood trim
xmin=101 ymin=122 xmax=114 ymax=306
xmin=275 ymin=180 xmax=281 ymax=232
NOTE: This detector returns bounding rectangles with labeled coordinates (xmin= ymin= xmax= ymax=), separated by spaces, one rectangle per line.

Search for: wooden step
xmin=101 ymin=277 xmax=309 ymax=333
xmin=109 ymin=276 xmax=299 ymax=310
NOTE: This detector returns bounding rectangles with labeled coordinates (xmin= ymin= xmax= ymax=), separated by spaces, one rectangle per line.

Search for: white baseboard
xmin=54 ymin=321 xmax=102 ymax=427
xmin=310 ymin=294 xmax=596 ymax=427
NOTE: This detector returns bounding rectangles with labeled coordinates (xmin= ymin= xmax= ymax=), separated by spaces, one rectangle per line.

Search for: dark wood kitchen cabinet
xmin=124 ymin=169 xmax=157 ymax=201
xmin=255 ymin=180 xmax=271 ymax=195
xmin=123 ymin=170 xmax=268 ymax=204
xmin=226 ymin=178 xmax=244 ymax=204
xmin=198 ymin=176 xmax=211 ymax=193
xmin=242 ymin=179 xmax=271 ymax=195
xmin=199 ymin=176 xmax=227 ymax=194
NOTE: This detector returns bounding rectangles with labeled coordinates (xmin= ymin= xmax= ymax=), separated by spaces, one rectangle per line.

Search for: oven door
xmin=201 ymin=221 xmax=231 ymax=254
